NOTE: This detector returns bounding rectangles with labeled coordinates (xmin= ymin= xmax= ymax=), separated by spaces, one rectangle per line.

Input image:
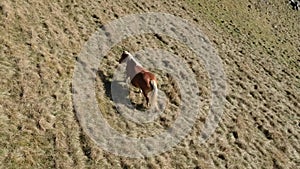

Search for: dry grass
xmin=0 ymin=0 xmax=299 ymax=168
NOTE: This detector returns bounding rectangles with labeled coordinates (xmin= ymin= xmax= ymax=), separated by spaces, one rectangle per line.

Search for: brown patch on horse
xmin=131 ymin=71 xmax=156 ymax=106
xmin=131 ymin=71 xmax=153 ymax=92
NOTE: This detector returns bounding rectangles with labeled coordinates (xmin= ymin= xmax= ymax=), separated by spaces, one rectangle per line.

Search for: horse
xmin=290 ymin=0 xmax=299 ymax=10
xmin=118 ymin=51 xmax=158 ymax=108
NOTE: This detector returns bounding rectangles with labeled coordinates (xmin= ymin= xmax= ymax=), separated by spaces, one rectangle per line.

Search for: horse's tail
xmin=150 ymin=80 xmax=158 ymax=109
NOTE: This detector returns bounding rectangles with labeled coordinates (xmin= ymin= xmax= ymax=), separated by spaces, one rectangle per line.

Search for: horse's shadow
xmin=96 ymin=69 xmax=113 ymax=100
xmin=96 ymin=69 xmax=146 ymax=111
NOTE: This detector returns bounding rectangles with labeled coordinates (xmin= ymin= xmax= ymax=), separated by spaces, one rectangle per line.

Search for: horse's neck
xmin=126 ymin=56 xmax=143 ymax=80
xmin=128 ymin=55 xmax=142 ymax=67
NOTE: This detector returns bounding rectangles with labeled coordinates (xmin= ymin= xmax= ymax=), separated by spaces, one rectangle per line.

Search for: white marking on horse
xmin=123 ymin=51 xmax=145 ymax=81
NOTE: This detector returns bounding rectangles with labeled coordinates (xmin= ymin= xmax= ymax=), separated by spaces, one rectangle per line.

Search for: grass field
xmin=0 ymin=0 xmax=299 ymax=168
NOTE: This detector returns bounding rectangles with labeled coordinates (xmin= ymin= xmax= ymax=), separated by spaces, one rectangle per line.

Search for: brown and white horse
xmin=118 ymin=51 xmax=158 ymax=108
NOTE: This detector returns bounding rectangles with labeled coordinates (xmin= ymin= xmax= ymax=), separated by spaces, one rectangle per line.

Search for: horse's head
xmin=119 ymin=51 xmax=131 ymax=63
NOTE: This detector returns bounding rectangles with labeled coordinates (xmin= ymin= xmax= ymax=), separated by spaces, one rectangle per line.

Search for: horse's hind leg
xmin=145 ymin=96 xmax=149 ymax=107
xmin=142 ymin=91 xmax=149 ymax=107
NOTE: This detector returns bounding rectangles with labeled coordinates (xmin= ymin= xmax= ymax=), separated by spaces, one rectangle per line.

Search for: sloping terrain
xmin=0 ymin=0 xmax=299 ymax=168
